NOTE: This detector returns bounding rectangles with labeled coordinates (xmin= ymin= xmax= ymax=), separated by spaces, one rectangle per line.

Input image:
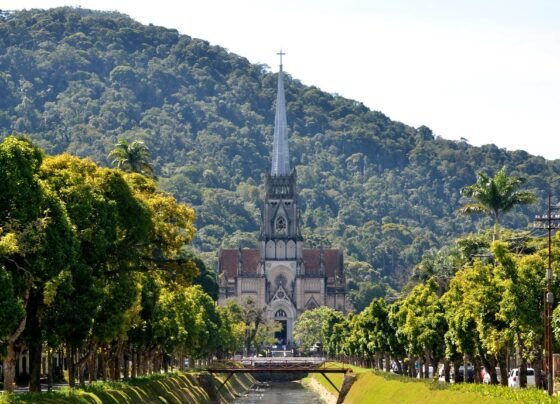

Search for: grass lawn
xmin=309 ymin=363 xmax=557 ymax=404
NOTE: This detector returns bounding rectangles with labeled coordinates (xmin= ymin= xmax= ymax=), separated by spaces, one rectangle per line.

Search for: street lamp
xmin=534 ymin=193 xmax=560 ymax=396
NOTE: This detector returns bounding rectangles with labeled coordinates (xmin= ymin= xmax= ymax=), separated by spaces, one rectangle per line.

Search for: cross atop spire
xmin=277 ymin=49 xmax=285 ymax=71
xmin=271 ymin=50 xmax=290 ymax=176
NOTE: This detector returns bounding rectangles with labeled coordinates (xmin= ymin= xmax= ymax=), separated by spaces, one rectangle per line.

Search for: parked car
xmin=451 ymin=365 xmax=474 ymax=383
xmin=482 ymin=367 xmax=501 ymax=384
xmin=508 ymin=368 xmax=536 ymax=388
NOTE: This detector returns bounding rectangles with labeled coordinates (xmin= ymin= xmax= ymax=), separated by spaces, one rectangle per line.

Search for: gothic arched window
xmin=275 ymin=309 xmax=287 ymax=318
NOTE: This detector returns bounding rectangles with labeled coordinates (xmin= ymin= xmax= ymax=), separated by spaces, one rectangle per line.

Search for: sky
xmin=4 ymin=0 xmax=560 ymax=160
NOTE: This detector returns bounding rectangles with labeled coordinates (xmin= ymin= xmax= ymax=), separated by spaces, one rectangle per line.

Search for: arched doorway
xmin=269 ymin=302 xmax=296 ymax=346
xmin=274 ymin=309 xmax=288 ymax=344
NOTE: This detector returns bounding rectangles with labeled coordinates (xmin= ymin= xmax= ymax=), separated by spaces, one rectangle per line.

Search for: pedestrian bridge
xmin=239 ymin=356 xmax=327 ymax=368
xmin=208 ymin=357 xmax=351 ymax=395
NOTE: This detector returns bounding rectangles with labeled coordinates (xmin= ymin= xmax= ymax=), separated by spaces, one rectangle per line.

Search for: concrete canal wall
xmin=1 ymin=371 xmax=256 ymax=403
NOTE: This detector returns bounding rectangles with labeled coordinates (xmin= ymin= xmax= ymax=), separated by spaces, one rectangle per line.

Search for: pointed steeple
xmin=271 ymin=50 xmax=290 ymax=176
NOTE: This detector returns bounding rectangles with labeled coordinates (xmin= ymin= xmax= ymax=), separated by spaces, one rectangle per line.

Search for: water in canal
xmin=234 ymin=381 xmax=325 ymax=403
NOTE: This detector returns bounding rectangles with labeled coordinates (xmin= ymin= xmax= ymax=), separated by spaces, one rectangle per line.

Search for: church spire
xmin=271 ymin=50 xmax=290 ymax=176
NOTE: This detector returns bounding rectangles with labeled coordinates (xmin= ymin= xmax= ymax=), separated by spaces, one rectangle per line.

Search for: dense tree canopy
xmin=296 ymin=232 xmax=559 ymax=389
xmin=0 ymin=137 xmax=237 ymax=392
xmin=1 ymin=8 xmax=558 ymax=298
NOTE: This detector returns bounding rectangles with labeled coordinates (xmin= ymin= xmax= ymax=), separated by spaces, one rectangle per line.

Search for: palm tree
xmin=108 ymin=139 xmax=154 ymax=177
xmin=459 ymin=166 xmax=536 ymax=240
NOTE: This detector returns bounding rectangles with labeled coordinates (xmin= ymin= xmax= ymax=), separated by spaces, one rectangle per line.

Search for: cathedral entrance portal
xmin=272 ymin=307 xmax=292 ymax=346
xmin=274 ymin=320 xmax=287 ymax=345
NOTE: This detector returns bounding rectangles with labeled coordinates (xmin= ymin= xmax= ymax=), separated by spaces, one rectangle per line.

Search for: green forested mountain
xmin=1 ymin=7 xmax=559 ymax=300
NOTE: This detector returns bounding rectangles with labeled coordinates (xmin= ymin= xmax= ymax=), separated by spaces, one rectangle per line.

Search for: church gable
xmin=271 ymin=284 xmax=291 ymax=304
xmin=305 ymin=296 xmax=320 ymax=310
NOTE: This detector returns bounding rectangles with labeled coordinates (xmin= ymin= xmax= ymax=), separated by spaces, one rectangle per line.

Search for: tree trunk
xmin=163 ymin=352 xmax=168 ymax=373
xmin=131 ymin=348 xmax=137 ymax=378
xmin=138 ymin=351 xmax=143 ymax=376
xmin=28 ymin=337 xmax=42 ymax=392
xmin=100 ymin=350 xmax=107 ymax=382
xmin=452 ymin=359 xmax=462 ymax=383
xmin=520 ymin=358 xmax=528 ymax=388
xmin=113 ymin=344 xmax=121 ymax=381
xmin=27 ymin=290 xmax=42 ymax=393
xmin=123 ymin=346 xmax=130 ymax=379
xmin=480 ymin=352 xmax=498 ymax=384
xmin=87 ymin=348 xmax=97 ymax=384
xmin=139 ymin=352 xmax=145 ymax=376
xmin=497 ymin=350 xmax=508 ymax=387
xmin=3 ymin=342 xmax=18 ymax=393
xmin=78 ymin=352 xmax=86 ymax=386
xmin=534 ymin=351 xmax=543 ymax=389
xmin=473 ymin=357 xmax=482 ymax=383
xmin=178 ymin=351 xmax=185 ymax=372
xmin=444 ymin=359 xmax=451 ymax=383
xmin=67 ymin=345 xmax=76 ymax=388
xmin=424 ymin=348 xmax=431 ymax=379
xmin=3 ymin=279 xmax=30 ymax=392
xmin=47 ymin=348 xmax=53 ymax=392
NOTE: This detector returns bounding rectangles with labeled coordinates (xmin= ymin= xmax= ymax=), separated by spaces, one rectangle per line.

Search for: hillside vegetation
xmin=1 ymin=7 xmax=559 ymax=303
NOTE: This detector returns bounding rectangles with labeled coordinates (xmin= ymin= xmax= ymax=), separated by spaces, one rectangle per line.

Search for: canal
xmin=234 ymin=381 xmax=325 ymax=403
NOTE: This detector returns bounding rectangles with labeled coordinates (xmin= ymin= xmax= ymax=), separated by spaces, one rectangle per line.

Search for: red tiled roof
xmin=219 ymin=249 xmax=238 ymax=278
xmin=303 ymin=248 xmax=342 ymax=278
xmin=219 ymin=248 xmax=260 ymax=277
xmin=303 ymin=249 xmax=321 ymax=275
xmin=241 ymin=249 xmax=260 ymax=274
xmin=324 ymin=249 xmax=342 ymax=278
xmin=220 ymin=248 xmax=342 ymax=279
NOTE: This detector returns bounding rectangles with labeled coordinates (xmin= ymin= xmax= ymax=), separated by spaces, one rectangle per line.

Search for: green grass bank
xmin=0 ymin=371 xmax=255 ymax=403
xmin=308 ymin=364 xmax=557 ymax=403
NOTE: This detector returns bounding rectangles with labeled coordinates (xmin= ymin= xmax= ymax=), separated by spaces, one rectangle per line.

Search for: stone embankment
xmin=0 ymin=371 xmax=256 ymax=403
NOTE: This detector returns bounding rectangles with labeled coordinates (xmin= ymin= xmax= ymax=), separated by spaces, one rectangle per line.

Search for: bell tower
xmin=260 ymin=51 xmax=303 ymax=264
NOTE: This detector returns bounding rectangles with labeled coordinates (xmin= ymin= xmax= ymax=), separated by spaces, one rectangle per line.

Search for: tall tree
xmin=293 ymin=306 xmax=337 ymax=352
xmin=459 ymin=167 xmax=536 ymax=240
xmin=0 ymin=137 xmax=77 ymax=392
xmin=109 ymin=139 xmax=155 ymax=177
xmin=397 ymin=279 xmax=447 ymax=379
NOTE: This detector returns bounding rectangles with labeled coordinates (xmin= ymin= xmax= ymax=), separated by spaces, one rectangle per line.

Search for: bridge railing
xmin=240 ymin=356 xmax=327 ymax=368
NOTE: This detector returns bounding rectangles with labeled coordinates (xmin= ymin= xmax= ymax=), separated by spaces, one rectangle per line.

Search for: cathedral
xmin=217 ymin=55 xmax=346 ymax=346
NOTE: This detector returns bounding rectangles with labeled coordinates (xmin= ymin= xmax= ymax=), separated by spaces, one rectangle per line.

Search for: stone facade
xmin=217 ymin=59 xmax=346 ymax=345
